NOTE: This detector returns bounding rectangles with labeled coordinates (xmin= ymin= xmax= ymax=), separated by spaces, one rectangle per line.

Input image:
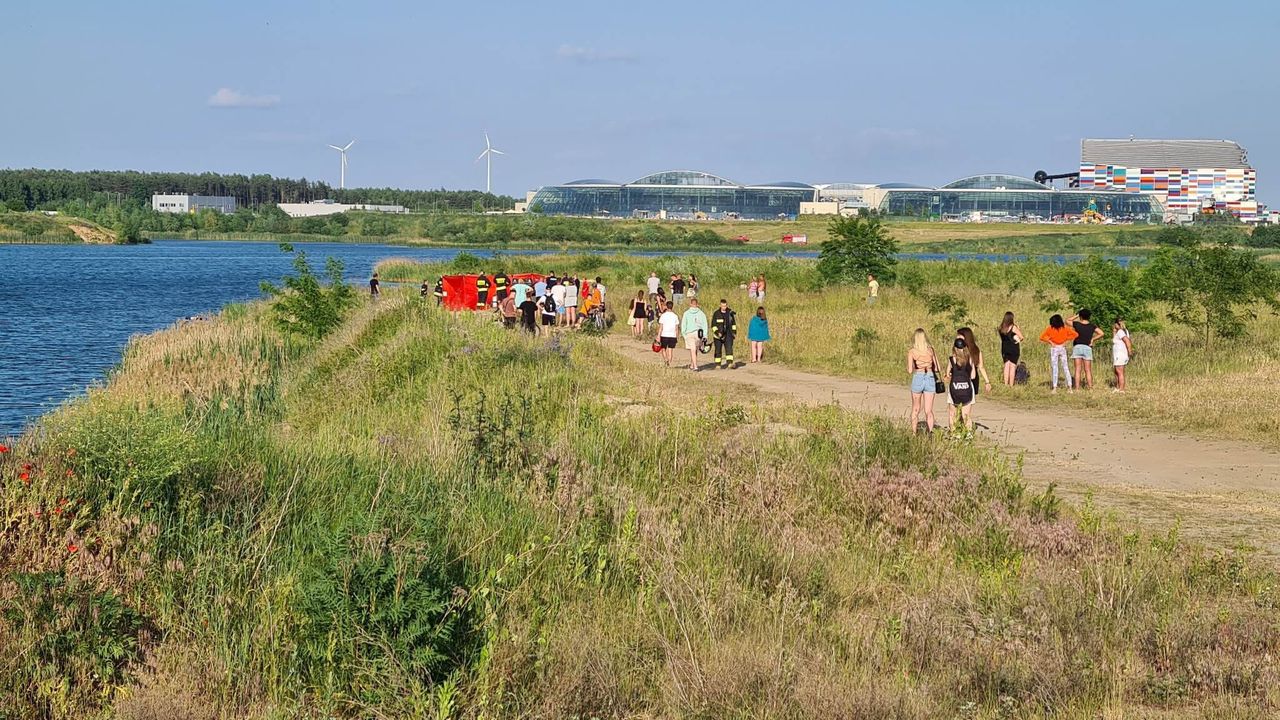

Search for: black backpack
xmin=948 ymin=358 xmax=974 ymax=404
xmin=1014 ymin=362 xmax=1030 ymax=385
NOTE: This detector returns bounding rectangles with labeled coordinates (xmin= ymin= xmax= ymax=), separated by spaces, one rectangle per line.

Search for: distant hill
xmin=0 ymin=211 xmax=119 ymax=244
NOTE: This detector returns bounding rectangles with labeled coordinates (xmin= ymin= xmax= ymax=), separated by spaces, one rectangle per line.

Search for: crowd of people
xmin=419 ymin=271 xmax=610 ymax=334
xmin=908 ymin=308 xmax=1136 ymax=435
xmin=627 ymin=272 xmax=771 ymax=370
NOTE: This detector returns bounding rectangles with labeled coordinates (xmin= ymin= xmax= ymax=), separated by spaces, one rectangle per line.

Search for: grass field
xmin=378 ymin=253 xmax=1280 ymax=449
xmin=0 ymin=212 xmax=118 ymax=244
xmin=2 ymin=290 xmax=1278 ymax=718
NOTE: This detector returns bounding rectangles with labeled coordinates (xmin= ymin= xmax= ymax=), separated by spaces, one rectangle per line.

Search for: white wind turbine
xmin=327 ymin=140 xmax=355 ymax=189
xmin=476 ymin=132 xmax=504 ymax=194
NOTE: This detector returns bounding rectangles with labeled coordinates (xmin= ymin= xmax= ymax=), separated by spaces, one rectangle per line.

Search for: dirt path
xmin=603 ymin=335 xmax=1280 ymax=557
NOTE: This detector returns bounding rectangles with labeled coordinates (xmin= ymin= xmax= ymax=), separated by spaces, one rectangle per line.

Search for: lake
xmin=0 ymin=240 xmax=1120 ymax=437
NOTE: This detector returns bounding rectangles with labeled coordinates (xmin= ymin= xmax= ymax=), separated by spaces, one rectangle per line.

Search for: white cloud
xmin=554 ymin=44 xmax=636 ymax=64
xmin=207 ymin=87 xmax=280 ymax=109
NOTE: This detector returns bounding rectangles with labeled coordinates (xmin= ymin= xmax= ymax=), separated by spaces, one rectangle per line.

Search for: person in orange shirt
xmin=1039 ymin=314 xmax=1078 ymax=393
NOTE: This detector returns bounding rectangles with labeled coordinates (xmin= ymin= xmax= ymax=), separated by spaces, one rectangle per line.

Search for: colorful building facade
xmin=1077 ymin=139 xmax=1259 ymax=221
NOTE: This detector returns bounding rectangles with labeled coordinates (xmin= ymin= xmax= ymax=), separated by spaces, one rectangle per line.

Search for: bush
xmin=1245 ymin=224 xmax=1280 ymax=248
xmin=1058 ymin=256 xmax=1158 ymax=333
xmin=259 ymin=246 xmax=357 ymax=339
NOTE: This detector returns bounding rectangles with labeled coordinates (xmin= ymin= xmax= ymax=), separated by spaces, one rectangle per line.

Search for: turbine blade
xmin=328 ymin=145 xmax=343 ymax=151
xmin=344 ymin=140 xmax=356 ymax=150
xmin=491 ymin=149 xmax=505 ymax=155
xmin=477 ymin=150 xmax=489 ymax=161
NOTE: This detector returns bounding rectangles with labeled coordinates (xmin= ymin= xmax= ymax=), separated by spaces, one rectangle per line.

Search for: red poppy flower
xmin=65 ymin=469 xmax=74 ymax=478
xmin=0 ymin=444 xmax=8 ymax=453
xmin=67 ymin=543 xmax=78 ymax=553
xmin=19 ymin=472 xmax=30 ymax=484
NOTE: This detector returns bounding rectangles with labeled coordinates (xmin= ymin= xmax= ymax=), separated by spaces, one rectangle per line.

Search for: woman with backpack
xmin=906 ymin=328 xmax=940 ymax=435
xmin=945 ymin=337 xmax=977 ymax=433
xmin=997 ymin=311 xmax=1024 ymax=386
xmin=957 ymin=327 xmax=991 ymax=396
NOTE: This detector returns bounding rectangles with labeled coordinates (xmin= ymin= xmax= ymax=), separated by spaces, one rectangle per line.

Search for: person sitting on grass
xmin=747 ymin=306 xmax=770 ymax=363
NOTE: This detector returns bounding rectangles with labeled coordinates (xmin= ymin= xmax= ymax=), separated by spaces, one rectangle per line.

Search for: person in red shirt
xmin=1039 ymin=314 xmax=1078 ymax=393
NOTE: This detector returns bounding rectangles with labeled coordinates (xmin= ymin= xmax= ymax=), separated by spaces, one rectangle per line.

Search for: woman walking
xmin=907 ymin=328 xmax=940 ymax=434
xmin=747 ymin=306 xmax=771 ymax=362
xmin=1069 ymin=309 xmax=1104 ymax=390
xmin=1112 ymin=318 xmax=1133 ymax=392
xmin=1039 ymin=314 xmax=1077 ymax=393
xmin=945 ymin=337 xmax=977 ymax=433
xmin=997 ymin=312 xmax=1023 ymax=386
xmin=629 ymin=291 xmax=648 ymax=337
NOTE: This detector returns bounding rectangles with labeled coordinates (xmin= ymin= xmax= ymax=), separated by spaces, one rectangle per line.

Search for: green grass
xmin=3 ymin=288 xmax=1278 ymax=718
xmin=380 ymin=252 xmax=1280 ymax=449
xmin=0 ymin=212 xmax=118 ymax=244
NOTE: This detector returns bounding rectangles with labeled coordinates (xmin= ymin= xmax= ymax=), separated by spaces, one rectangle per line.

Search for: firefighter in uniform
xmin=475 ymin=274 xmax=491 ymax=310
xmin=710 ymin=298 xmax=738 ymax=369
xmin=432 ymin=277 xmax=445 ymax=306
xmin=493 ymin=271 xmax=510 ymax=303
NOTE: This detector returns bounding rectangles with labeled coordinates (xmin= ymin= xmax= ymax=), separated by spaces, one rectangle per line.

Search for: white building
xmin=152 ymin=194 xmax=237 ymax=214
xmin=276 ymin=200 xmax=408 ymax=218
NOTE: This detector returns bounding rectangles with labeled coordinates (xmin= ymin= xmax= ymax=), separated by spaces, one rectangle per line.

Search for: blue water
xmin=0 ymin=239 xmax=1126 ymax=437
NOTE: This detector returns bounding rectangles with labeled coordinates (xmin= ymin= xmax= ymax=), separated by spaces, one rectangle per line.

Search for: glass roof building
xmin=865 ymin=174 xmax=1165 ymax=221
xmin=529 ymin=171 xmax=816 ymax=220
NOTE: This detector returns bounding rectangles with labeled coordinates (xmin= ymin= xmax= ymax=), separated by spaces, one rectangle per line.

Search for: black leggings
xmin=714 ymin=335 xmax=735 ymax=366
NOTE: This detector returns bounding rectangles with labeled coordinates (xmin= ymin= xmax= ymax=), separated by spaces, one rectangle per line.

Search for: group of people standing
xmin=420 ymin=271 xmax=608 ymax=334
xmin=907 ymin=309 xmax=1136 ymax=435
xmin=631 ymin=271 xmax=772 ymax=370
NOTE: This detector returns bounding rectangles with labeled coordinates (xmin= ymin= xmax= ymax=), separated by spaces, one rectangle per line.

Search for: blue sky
xmin=4 ymin=0 xmax=1278 ymax=202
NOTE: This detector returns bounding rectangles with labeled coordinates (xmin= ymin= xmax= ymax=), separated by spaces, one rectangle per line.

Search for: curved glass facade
xmin=941 ymin=174 xmax=1048 ymax=190
xmin=531 ymin=170 xmax=815 ymax=219
xmin=876 ymin=189 xmax=1164 ymax=221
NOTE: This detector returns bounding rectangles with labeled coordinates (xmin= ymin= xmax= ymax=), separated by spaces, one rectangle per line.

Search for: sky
xmin=4 ymin=0 xmax=1279 ymax=203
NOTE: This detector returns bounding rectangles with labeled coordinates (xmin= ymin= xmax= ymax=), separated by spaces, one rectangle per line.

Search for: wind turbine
xmin=476 ymin=132 xmax=504 ymax=194
xmin=327 ymin=140 xmax=355 ymax=189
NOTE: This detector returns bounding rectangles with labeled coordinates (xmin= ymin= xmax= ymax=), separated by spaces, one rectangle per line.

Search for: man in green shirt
xmin=680 ymin=298 xmax=709 ymax=371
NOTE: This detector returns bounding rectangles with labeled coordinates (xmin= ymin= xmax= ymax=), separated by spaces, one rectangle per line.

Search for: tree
xmin=817 ymin=212 xmax=898 ymax=285
xmin=1244 ymin=223 xmax=1280 ymax=249
xmin=1058 ymin=256 xmax=1158 ymax=334
xmin=1144 ymin=240 xmax=1280 ymax=349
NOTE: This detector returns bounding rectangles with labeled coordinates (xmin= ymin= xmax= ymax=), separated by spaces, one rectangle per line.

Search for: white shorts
xmin=684 ymin=332 xmax=701 ymax=350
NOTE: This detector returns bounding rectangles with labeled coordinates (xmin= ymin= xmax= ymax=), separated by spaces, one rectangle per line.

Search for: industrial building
xmin=276 ymin=200 xmax=408 ymax=218
xmin=1076 ymin=138 xmax=1258 ymax=222
xmin=528 ymin=171 xmax=816 ymax=220
xmin=151 ymin=193 xmax=236 ymax=214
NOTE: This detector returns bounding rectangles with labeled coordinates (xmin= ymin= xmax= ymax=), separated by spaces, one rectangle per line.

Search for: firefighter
xmin=432 ymin=277 xmax=445 ymax=306
xmin=475 ymin=274 xmax=491 ymax=310
xmin=493 ymin=271 xmax=510 ymax=303
xmin=710 ymin=298 xmax=738 ymax=369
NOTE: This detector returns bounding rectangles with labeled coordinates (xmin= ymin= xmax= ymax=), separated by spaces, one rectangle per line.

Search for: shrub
xmin=1144 ymin=239 xmax=1280 ymax=348
xmin=1058 ymin=255 xmax=1158 ymax=333
xmin=817 ymin=212 xmax=898 ymax=285
xmin=259 ymin=246 xmax=357 ymax=339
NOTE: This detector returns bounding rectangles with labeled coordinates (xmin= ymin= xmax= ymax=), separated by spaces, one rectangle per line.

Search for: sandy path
xmin=603 ymin=335 xmax=1280 ymax=557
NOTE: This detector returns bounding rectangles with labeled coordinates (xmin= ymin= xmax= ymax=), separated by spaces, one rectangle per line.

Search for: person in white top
xmin=563 ymin=279 xmax=580 ymax=326
xmin=1111 ymin=318 xmax=1133 ymax=392
xmin=867 ymin=274 xmax=879 ymax=305
xmin=657 ymin=306 xmax=680 ymax=367
xmin=646 ymin=272 xmax=661 ymax=306
xmin=550 ymin=281 xmax=567 ymax=326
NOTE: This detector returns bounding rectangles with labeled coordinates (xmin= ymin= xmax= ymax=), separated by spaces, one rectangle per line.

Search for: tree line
xmin=0 ymin=169 xmax=515 ymax=212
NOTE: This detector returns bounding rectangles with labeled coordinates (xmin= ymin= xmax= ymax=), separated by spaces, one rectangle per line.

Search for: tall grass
xmin=382 ymin=253 xmax=1280 ymax=448
xmin=1 ymin=290 xmax=1277 ymax=718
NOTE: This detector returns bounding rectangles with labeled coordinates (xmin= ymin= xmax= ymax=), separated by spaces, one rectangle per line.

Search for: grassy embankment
xmin=2 ymin=290 xmax=1277 ymax=718
xmin=146 ymin=212 xmax=1169 ymax=256
xmin=0 ymin=212 xmax=119 ymax=244
xmin=379 ymin=253 xmax=1280 ymax=449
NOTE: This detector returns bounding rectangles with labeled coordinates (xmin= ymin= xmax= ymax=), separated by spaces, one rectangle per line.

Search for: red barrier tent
xmin=440 ymin=273 xmax=547 ymax=311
